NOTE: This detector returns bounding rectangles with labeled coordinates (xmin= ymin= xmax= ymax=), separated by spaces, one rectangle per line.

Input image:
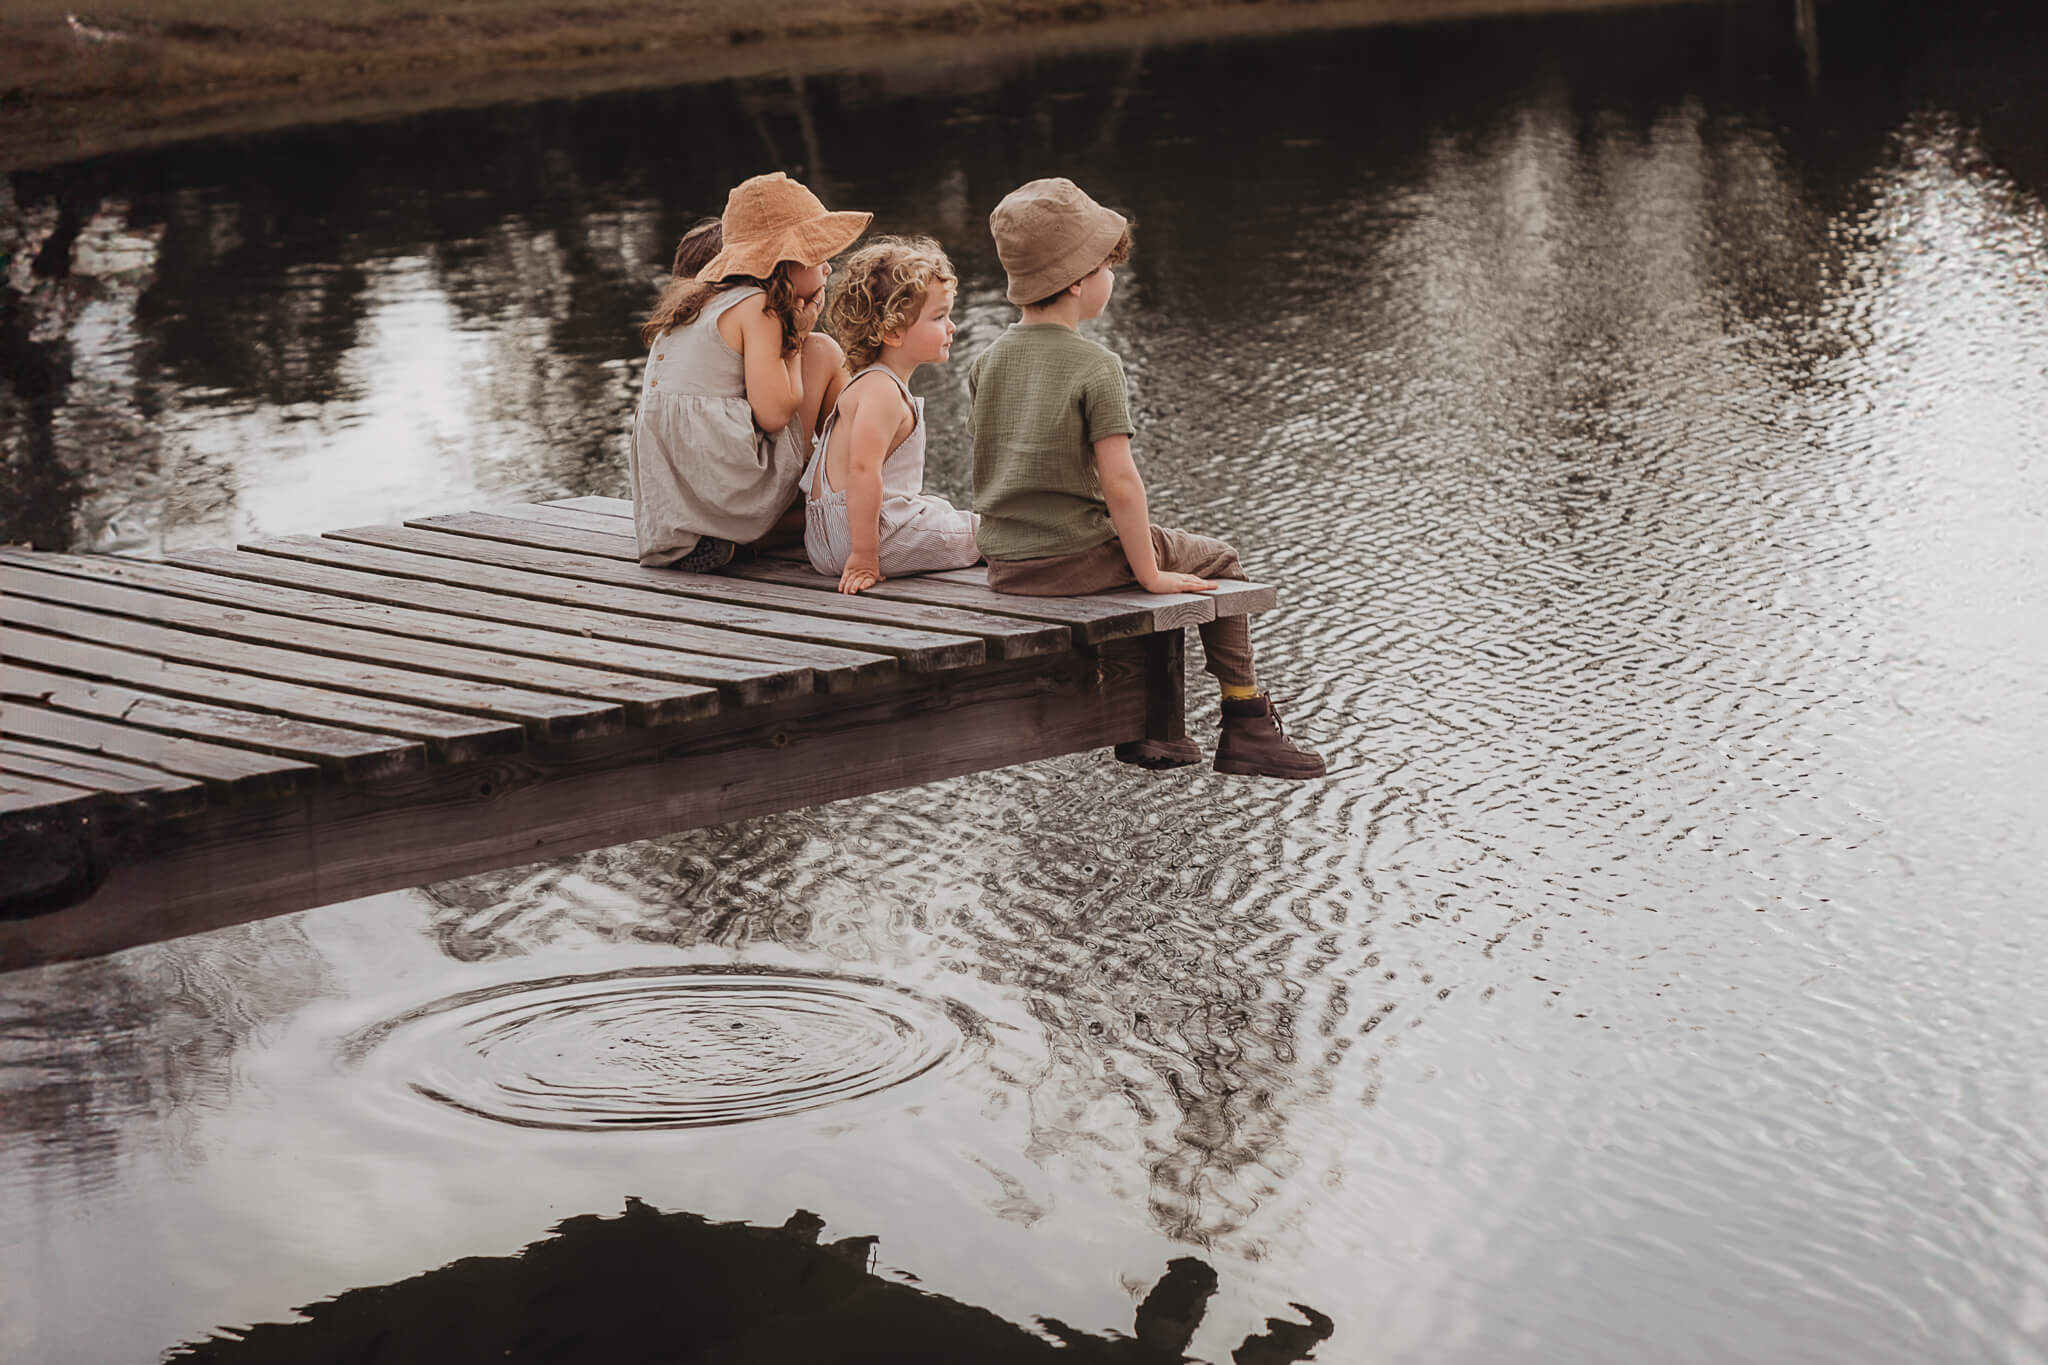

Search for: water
xmin=5 ymin=2 xmax=2048 ymax=1361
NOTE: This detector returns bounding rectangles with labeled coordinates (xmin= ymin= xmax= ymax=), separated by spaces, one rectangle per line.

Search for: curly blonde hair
xmin=824 ymin=236 xmax=957 ymax=372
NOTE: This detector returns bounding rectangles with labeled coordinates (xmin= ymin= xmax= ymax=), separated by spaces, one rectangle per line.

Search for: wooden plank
xmin=241 ymin=534 xmax=986 ymax=672
xmin=722 ymin=558 xmax=1180 ymax=643
xmin=0 ymin=773 xmax=113 ymax=818
xmin=0 ymin=640 xmax=1153 ymax=968
xmin=536 ymin=495 xmax=1280 ymax=615
xmin=6 ymin=550 xmax=810 ymax=706
xmin=1 ymin=702 xmax=313 ymax=802
xmin=168 ymin=547 xmax=898 ymax=695
xmin=404 ymin=509 xmax=650 ymax=559
xmin=326 ymin=523 xmax=1069 ymax=661
xmin=487 ymin=501 xmax=644 ymax=537
xmin=6 ymin=594 xmax=622 ymax=743
xmin=0 ymin=555 xmax=726 ymax=722
xmin=1 ymin=738 xmax=208 ymax=817
xmin=1 ymin=626 xmax=525 ymax=764
xmin=920 ymin=565 xmax=1279 ymax=617
xmin=2 ymin=661 xmax=425 ymax=782
xmin=542 ymin=495 xmax=634 ymax=517
xmin=408 ymin=512 xmax=1167 ymax=644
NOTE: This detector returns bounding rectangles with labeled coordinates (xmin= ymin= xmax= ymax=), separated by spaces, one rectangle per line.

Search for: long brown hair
xmin=641 ymin=218 xmax=806 ymax=358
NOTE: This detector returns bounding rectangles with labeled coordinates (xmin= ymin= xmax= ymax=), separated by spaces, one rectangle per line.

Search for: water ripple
xmin=342 ymin=967 xmax=958 ymax=1131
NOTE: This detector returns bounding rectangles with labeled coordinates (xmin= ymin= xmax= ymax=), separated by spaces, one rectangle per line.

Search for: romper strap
xmin=845 ymin=363 xmax=913 ymax=402
xmin=809 ymin=365 xmax=915 ymax=500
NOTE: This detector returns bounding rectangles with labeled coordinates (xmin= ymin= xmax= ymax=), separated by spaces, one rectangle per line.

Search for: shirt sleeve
xmin=1079 ymin=352 xmax=1135 ymax=443
xmin=965 ymin=352 xmax=980 ymax=439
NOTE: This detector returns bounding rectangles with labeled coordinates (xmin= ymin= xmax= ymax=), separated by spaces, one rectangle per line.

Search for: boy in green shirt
xmin=969 ymin=178 xmax=1324 ymax=780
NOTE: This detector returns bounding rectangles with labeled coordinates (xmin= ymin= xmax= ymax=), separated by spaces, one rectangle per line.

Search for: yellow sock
xmin=1220 ymin=683 xmax=1261 ymax=702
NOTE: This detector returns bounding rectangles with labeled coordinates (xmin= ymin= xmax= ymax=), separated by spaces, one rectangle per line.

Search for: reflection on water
xmin=167 ymin=1198 xmax=1332 ymax=1364
xmin=6 ymin=2 xmax=2048 ymax=1363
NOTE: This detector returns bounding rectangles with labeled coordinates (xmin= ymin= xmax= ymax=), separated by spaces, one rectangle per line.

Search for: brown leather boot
xmin=1214 ymin=695 xmax=1326 ymax=779
xmin=1115 ymin=735 xmax=1203 ymax=769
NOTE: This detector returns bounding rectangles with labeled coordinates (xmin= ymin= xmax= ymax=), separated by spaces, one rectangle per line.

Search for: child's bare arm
xmin=736 ymin=292 xmax=824 ymax=432
xmin=837 ymin=388 xmax=907 ymax=594
xmin=1094 ymin=435 xmax=1218 ymax=595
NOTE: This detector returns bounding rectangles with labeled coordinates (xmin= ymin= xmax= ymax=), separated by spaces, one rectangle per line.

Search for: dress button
xmin=656 ymin=354 xmax=664 ymax=361
xmin=650 ymin=378 xmax=659 ymax=387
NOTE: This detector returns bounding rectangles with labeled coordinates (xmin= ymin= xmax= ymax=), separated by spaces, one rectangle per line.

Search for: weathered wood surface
xmin=2 ymin=558 xmax=717 ymax=726
xmin=2 ymin=550 xmax=810 ymax=705
xmin=2 ymin=499 xmax=1278 ymax=968
xmin=4 ymin=699 xmax=319 ymax=801
xmin=241 ymin=534 xmax=989 ymax=671
xmin=3 ymin=660 xmax=428 ymax=782
xmin=2 ymin=738 xmax=208 ymax=816
xmin=1 ymin=625 xmax=525 ymax=764
xmin=6 ymin=593 xmax=626 ymax=742
xmin=326 ymin=522 xmax=1070 ymax=660
xmin=168 ymin=547 xmax=901 ymax=693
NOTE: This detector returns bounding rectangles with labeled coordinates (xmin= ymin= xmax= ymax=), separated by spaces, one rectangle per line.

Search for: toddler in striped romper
xmin=803 ymin=237 xmax=981 ymax=595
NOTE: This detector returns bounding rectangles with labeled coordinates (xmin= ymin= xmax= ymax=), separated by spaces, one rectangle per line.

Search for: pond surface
xmin=5 ymin=2 xmax=2048 ymax=1361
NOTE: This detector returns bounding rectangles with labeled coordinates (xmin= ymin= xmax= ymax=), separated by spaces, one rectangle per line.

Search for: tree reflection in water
xmin=415 ymin=783 xmax=1320 ymax=1251
xmin=17 ymin=1 xmax=2042 ymax=557
xmin=0 ymin=918 xmax=333 ymax=1198
xmin=166 ymin=1198 xmax=1333 ymax=1364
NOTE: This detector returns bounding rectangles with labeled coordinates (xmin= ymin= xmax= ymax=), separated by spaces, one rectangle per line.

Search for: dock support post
xmin=1141 ymin=627 xmax=1187 ymax=745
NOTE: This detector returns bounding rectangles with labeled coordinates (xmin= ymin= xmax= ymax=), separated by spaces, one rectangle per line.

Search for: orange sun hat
xmin=695 ymin=172 xmax=872 ymax=282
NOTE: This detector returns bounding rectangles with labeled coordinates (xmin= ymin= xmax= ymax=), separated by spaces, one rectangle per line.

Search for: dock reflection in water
xmin=166 ymin=1198 xmax=1332 ymax=1364
xmin=4 ymin=1 xmax=2048 ymax=1363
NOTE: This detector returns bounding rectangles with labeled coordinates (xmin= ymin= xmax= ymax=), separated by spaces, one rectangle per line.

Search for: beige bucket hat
xmin=696 ymin=172 xmax=872 ymax=282
xmin=990 ymin=177 xmax=1129 ymax=305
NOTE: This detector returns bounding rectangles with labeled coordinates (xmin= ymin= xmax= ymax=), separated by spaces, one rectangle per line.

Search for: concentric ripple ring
xmin=343 ymin=967 xmax=960 ymax=1131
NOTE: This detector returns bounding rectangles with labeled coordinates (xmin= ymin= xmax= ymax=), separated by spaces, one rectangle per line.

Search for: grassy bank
xmin=1 ymin=0 xmax=1692 ymax=167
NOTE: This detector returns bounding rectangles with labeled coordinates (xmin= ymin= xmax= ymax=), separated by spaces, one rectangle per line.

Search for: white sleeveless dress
xmin=802 ymin=365 xmax=981 ymax=577
xmin=628 ymin=286 xmax=811 ymax=568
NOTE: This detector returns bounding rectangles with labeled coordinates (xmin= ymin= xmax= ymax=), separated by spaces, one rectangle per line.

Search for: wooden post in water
xmin=1142 ymin=628 xmax=1188 ymax=748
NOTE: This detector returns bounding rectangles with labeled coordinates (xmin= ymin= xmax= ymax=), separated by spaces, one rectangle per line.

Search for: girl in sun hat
xmin=631 ymin=172 xmax=872 ymax=570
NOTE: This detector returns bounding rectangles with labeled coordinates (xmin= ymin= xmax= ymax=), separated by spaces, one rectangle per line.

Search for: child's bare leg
xmin=798 ymin=332 xmax=846 ymax=441
xmin=744 ymin=334 xmax=838 ymax=556
xmin=746 ymin=492 xmax=808 ymax=551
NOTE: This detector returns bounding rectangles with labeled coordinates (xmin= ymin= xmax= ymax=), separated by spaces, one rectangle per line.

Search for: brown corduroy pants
xmin=985 ymin=524 xmax=1255 ymax=688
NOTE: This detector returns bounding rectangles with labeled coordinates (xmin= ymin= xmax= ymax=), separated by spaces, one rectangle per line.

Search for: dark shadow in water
xmin=166 ymin=1198 xmax=1333 ymax=1364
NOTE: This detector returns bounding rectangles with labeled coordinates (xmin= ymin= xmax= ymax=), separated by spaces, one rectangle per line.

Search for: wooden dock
xmin=0 ymin=497 xmax=1274 ymax=969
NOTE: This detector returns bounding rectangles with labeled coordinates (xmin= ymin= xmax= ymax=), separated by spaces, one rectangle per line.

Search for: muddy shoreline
xmin=2 ymin=0 xmax=1690 ymax=169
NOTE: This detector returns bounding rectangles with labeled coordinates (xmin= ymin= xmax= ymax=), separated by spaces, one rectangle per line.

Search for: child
xmin=631 ymin=172 xmax=871 ymax=571
xmin=969 ymin=178 xmax=1325 ymax=780
xmin=804 ymin=237 xmax=981 ymax=594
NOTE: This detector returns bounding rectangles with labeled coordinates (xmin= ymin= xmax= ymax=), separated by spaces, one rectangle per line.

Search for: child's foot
xmin=1214 ymin=695 xmax=1326 ymax=779
xmin=675 ymin=535 xmax=737 ymax=573
xmin=1115 ymin=736 xmax=1202 ymax=769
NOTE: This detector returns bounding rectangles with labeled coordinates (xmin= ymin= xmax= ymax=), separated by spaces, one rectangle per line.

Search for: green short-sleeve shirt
xmin=968 ymin=324 xmax=1134 ymax=561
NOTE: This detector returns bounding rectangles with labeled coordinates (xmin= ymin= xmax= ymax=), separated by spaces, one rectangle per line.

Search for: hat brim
xmin=696 ymin=210 xmax=873 ymax=282
xmin=1003 ymin=204 xmax=1127 ymax=306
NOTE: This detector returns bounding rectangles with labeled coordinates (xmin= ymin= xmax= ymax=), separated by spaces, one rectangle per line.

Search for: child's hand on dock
xmin=1138 ymin=570 xmax=1218 ymax=595
xmin=838 ymin=554 xmax=885 ymax=595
